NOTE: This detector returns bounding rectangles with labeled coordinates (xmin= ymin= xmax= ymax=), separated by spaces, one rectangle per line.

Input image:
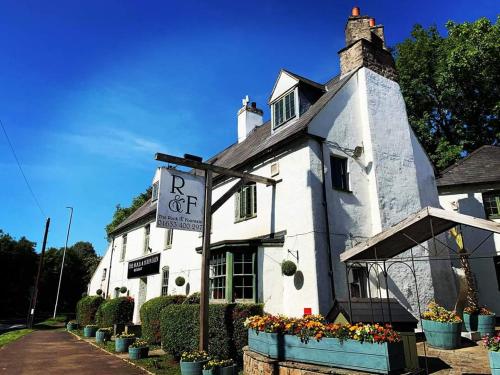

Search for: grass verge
xmin=0 ymin=329 xmax=34 ymax=348
xmin=130 ymin=355 xmax=181 ymax=375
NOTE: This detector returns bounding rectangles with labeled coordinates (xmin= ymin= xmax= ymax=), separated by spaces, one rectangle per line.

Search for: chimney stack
xmin=338 ymin=8 xmax=397 ymax=81
xmin=237 ymin=96 xmax=263 ymax=143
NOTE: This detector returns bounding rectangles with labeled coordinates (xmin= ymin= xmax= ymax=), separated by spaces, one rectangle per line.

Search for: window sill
xmin=272 ymin=115 xmax=297 ymax=132
xmin=333 ymin=188 xmax=352 ymax=194
xmin=487 ymin=215 xmax=500 ymax=220
xmin=235 ymin=215 xmax=257 ymax=224
xmin=164 ymin=246 xmax=172 ymax=251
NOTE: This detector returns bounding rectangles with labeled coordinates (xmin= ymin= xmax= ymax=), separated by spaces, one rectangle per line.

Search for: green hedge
xmin=140 ymin=295 xmax=186 ymax=344
xmin=160 ymin=303 xmax=263 ymax=363
xmin=96 ymin=297 xmax=134 ymax=327
xmin=76 ymin=296 xmax=104 ymax=326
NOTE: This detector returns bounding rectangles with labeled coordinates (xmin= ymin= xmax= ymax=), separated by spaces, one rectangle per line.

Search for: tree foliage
xmin=395 ymin=17 xmax=500 ymax=170
xmin=0 ymin=230 xmax=101 ymax=318
xmin=105 ymin=187 xmax=152 ymax=238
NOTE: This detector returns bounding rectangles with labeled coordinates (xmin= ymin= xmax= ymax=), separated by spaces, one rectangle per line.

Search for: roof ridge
xmin=281 ymin=68 xmax=325 ymax=90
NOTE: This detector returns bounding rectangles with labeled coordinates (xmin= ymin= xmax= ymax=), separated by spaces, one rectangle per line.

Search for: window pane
xmin=483 ymin=191 xmax=500 ymax=218
xmin=209 ymin=253 xmax=226 ymax=300
xmin=331 ymin=156 xmax=349 ymax=191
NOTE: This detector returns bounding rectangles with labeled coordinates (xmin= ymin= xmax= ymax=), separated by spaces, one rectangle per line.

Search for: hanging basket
xmin=175 ymin=276 xmax=186 ymax=287
xmin=282 ymin=261 xmax=297 ymax=276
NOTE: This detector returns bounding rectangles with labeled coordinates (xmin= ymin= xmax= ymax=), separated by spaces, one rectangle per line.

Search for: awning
xmin=340 ymin=206 xmax=500 ymax=262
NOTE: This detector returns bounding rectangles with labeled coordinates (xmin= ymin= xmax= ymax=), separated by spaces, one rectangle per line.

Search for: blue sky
xmin=0 ymin=0 xmax=497 ymax=255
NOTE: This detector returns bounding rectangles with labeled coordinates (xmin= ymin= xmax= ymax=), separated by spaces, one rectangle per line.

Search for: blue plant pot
xmin=83 ymin=326 xmax=98 ymax=338
xmin=95 ymin=330 xmax=111 ymax=343
xmin=489 ymin=351 xmax=500 ymax=375
xmin=66 ymin=322 xmax=78 ymax=331
xmin=115 ymin=337 xmax=136 ymax=353
xmin=463 ymin=313 xmax=478 ymax=332
xmin=218 ymin=365 xmax=235 ymax=375
xmin=202 ymin=370 xmax=214 ymax=375
xmin=128 ymin=346 xmax=149 ymax=360
xmin=422 ymin=319 xmax=461 ymax=350
xmin=180 ymin=360 xmax=208 ymax=375
xmin=478 ymin=314 xmax=496 ymax=337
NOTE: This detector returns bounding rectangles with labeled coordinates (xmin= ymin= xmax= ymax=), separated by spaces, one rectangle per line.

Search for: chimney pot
xmin=251 ymin=102 xmax=257 ymax=109
xmin=369 ymin=18 xmax=376 ymax=27
xmin=351 ymin=6 xmax=360 ymax=17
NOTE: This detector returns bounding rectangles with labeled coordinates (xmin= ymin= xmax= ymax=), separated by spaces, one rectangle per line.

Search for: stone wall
xmin=243 ymin=347 xmax=377 ymax=375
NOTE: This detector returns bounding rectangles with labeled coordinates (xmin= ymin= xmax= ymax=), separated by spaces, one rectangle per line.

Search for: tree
xmin=0 ymin=231 xmax=38 ymax=318
xmin=105 ymin=187 xmax=152 ymax=237
xmin=395 ymin=17 xmax=500 ymax=170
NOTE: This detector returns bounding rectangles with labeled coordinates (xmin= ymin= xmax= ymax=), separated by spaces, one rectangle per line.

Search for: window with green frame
xmin=209 ymin=249 xmax=257 ymax=302
xmin=482 ymin=191 xmax=500 ymax=219
xmin=235 ymin=183 xmax=257 ymax=222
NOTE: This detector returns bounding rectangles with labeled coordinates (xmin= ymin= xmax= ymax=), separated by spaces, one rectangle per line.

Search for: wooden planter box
xmin=248 ymin=330 xmax=405 ymax=374
xmin=489 ymin=351 xmax=500 ymax=375
xmin=180 ymin=360 xmax=208 ymax=375
xmin=422 ymin=319 xmax=461 ymax=350
xmin=247 ymin=330 xmax=282 ymax=359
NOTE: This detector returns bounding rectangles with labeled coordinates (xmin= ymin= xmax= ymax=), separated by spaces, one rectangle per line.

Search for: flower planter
xmin=202 ymin=369 xmax=214 ymax=375
xmin=115 ymin=337 xmax=136 ymax=353
xmin=180 ymin=360 xmax=208 ymax=375
xmin=478 ymin=314 xmax=496 ymax=336
xmin=422 ymin=319 xmax=461 ymax=349
xmin=66 ymin=322 xmax=78 ymax=331
xmin=248 ymin=330 xmax=404 ymax=374
xmin=83 ymin=326 xmax=97 ymax=338
xmin=463 ymin=313 xmax=478 ymax=332
xmin=128 ymin=346 xmax=149 ymax=360
xmin=218 ymin=365 xmax=235 ymax=375
xmin=282 ymin=335 xmax=405 ymax=374
xmin=489 ymin=351 xmax=500 ymax=375
xmin=247 ymin=330 xmax=282 ymax=359
xmin=95 ymin=330 xmax=111 ymax=343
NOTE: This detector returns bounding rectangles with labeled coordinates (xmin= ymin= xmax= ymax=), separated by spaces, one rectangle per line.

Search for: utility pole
xmin=28 ymin=217 xmax=50 ymax=328
xmin=155 ymin=153 xmax=276 ymax=352
xmin=53 ymin=207 xmax=73 ymax=318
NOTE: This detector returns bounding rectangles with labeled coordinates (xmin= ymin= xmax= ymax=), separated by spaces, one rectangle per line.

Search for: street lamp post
xmin=53 ymin=206 xmax=73 ymax=319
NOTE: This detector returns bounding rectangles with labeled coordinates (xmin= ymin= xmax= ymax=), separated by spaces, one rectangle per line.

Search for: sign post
xmin=154 ymin=153 xmax=276 ymax=351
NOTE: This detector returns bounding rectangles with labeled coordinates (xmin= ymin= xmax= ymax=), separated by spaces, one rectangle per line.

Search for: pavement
xmin=0 ymin=330 xmax=145 ymax=375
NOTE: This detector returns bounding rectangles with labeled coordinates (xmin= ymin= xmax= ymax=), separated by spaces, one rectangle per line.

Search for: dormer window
xmin=272 ymin=90 xmax=296 ymax=130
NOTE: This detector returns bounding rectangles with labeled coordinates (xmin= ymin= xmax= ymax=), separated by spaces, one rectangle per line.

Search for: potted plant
xmin=96 ymin=327 xmax=112 ymax=343
xmin=245 ymin=314 xmax=405 ymax=373
xmin=203 ymin=359 xmax=235 ymax=375
xmin=128 ymin=339 xmax=149 ymax=360
xmin=421 ymin=301 xmax=462 ymax=349
xmin=83 ymin=324 xmax=98 ymax=337
xmin=180 ymin=350 xmax=210 ymax=375
xmin=66 ymin=320 xmax=78 ymax=331
xmin=483 ymin=331 xmax=500 ymax=374
xmin=463 ymin=306 xmax=496 ymax=336
xmin=281 ymin=260 xmax=297 ymax=276
xmin=115 ymin=333 xmax=136 ymax=353
xmin=176 ymin=276 xmax=186 ymax=287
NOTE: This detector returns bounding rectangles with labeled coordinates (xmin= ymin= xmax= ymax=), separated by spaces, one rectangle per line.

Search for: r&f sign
xmin=156 ymin=168 xmax=205 ymax=232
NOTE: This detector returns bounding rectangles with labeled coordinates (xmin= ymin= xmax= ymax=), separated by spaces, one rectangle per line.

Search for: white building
xmin=438 ymin=145 xmax=500 ymax=315
xmin=90 ymin=8 xmax=458 ymax=323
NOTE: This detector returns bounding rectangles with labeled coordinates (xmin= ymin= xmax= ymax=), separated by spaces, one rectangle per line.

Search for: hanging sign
xmin=156 ymin=168 xmax=205 ymax=232
xmin=127 ymin=253 xmax=161 ymax=279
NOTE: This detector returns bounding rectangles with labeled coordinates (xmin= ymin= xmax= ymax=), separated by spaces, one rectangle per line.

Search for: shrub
xmin=183 ymin=292 xmax=200 ymax=304
xmin=140 ymin=295 xmax=186 ymax=344
xmin=120 ymin=286 xmax=127 ymax=294
xmin=96 ymin=297 xmax=134 ymax=327
xmin=96 ymin=289 xmax=103 ymax=295
xmin=160 ymin=303 xmax=263 ymax=363
xmin=76 ymin=295 xmax=104 ymax=326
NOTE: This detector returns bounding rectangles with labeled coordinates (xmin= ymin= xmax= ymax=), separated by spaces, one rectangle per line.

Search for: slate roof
xmin=110 ymin=69 xmax=356 ymax=235
xmin=436 ymin=145 xmax=500 ymax=187
xmin=207 ymin=70 xmax=355 ymax=172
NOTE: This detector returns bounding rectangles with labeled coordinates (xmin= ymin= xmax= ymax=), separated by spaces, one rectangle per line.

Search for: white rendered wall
xmin=308 ymin=67 xmax=457 ymax=316
xmin=440 ymin=189 xmax=500 ymax=314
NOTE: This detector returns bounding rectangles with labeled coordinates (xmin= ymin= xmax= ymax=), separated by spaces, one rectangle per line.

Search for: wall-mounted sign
xmin=156 ymin=168 xmax=205 ymax=232
xmin=127 ymin=253 xmax=161 ymax=279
